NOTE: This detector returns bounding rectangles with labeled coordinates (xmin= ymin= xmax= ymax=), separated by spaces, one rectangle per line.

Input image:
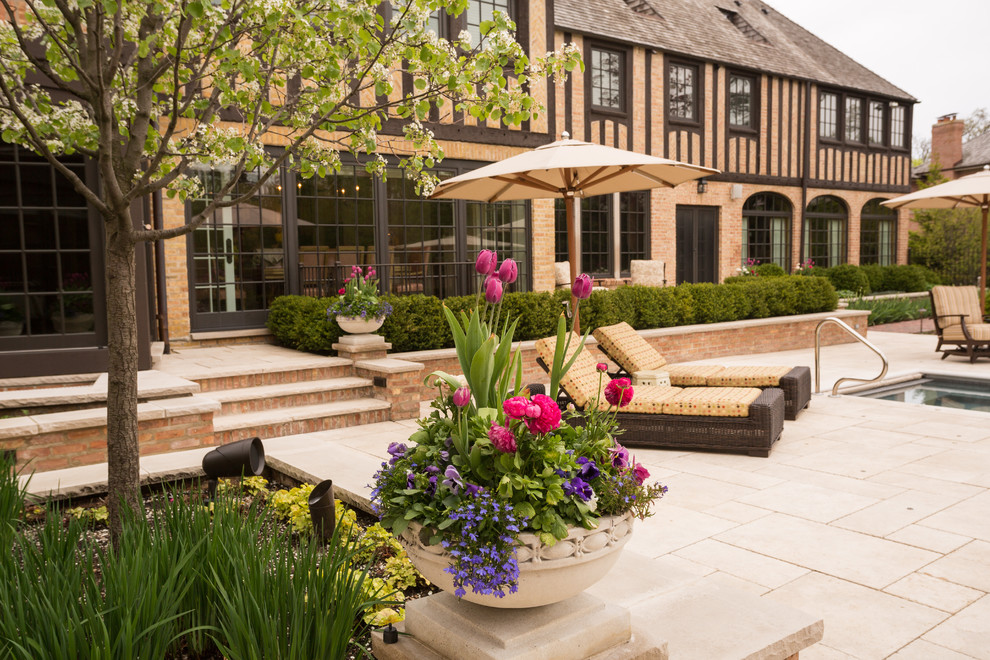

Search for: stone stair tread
xmin=213 ymin=398 xmax=390 ymax=432
xmin=172 ymin=356 xmax=352 ymax=382
xmin=207 ymin=376 xmax=373 ymax=403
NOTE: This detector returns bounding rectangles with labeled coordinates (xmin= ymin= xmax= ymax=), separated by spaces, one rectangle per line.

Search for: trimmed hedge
xmin=267 ymin=275 xmax=838 ymax=354
xmin=733 ymin=263 xmax=936 ymax=296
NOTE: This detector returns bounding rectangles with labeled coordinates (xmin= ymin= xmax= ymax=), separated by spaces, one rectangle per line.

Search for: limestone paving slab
xmin=703 ymin=500 xmax=775 ymax=525
xmin=921 ymin=540 xmax=990 ymax=592
xmin=915 ymin=490 xmax=990 ymax=542
xmin=624 ymin=504 xmax=738 ymax=558
xmin=782 ymin=440 xmax=945 ymax=479
xmin=736 ymin=481 xmax=878 ymax=524
xmin=885 ymin=524 xmax=974 ymax=555
xmin=656 ymin=472 xmax=758 ymax=512
xmin=715 ymin=513 xmax=940 ymax=589
xmin=887 ymin=639 xmax=975 ymax=660
xmin=922 ymin=595 xmax=990 ymax=659
xmin=765 ymin=572 xmax=947 ymax=659
xmin=883 ymin=572 xmax=985 ymax=613
xmin=832 ymin=489 xmax=969 ymax=537
xmin=894 ymin=449 xmax=990 ymax=489
xmin=673 ymin=539 xmax=810 ymax=590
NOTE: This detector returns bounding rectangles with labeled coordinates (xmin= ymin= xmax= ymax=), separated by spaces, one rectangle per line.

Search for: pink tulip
xmin=497 ymin=258 xmax=518 ymax=284
xmin=485 ymin=276 xmax=503 ymax=304
xmin=475 ymin=249 xmax=498 ymax=276
xmin=596 ymin=362 xmax=608 ymax=372
xmin=452 ymin=387 xmax=471 ymax=408
xmin=572 ymin=273 xmax=592 ymax=299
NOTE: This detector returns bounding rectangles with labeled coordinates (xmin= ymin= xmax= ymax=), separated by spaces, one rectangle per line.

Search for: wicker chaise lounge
xmin=592 ymin=322 xmax=811 ymax=421
xmin=534 ymin=336 xmax=785 ymax=457
xmin=930 ymin=285 xmax=990 ymax=363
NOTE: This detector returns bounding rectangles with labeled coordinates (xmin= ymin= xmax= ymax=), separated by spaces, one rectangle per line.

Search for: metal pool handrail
xmin=815 ymin=317 xmax=889 ymax=397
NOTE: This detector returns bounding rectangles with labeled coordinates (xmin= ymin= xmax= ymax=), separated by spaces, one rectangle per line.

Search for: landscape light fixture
xmin=201 ymin=436 xmax=266 ymax=499
xmin=696 ymin=178 xmax=708 ymax=194
xmin=308 ymin=479 xmax=336 ymax=541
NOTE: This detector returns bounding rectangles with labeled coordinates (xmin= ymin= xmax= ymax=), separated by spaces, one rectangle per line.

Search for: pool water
xmin=856 ymin=376 xmax=990 ymax=412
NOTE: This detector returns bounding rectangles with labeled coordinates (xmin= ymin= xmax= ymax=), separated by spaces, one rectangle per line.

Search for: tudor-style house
xmin=0 ymin=0 xmax=914 ymax=378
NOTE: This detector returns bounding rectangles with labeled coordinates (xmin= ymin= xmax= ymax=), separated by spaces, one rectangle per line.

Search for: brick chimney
xmin=931 ymin=113 xmax=964 ymax=174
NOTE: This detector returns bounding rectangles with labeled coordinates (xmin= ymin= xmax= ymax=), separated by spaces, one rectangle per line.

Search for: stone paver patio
xmin=25 ymin=330 xmax=990 ymax=658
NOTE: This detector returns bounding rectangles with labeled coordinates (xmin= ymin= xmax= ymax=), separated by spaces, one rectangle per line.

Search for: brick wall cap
xmin=0 ymin=416 xmax=40 ymax=440
xmin=149 ymin=396 xmax=222 ymax=417
xmin=637 ymin=310 xmax=869 ymax=339
xmin=354 ymin=358 xmax=425 ymax=374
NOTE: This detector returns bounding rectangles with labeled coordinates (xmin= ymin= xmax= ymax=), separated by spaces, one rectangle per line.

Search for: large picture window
xmin=555 ymin=191 xmax=650 ymax=278
xmin=728 ymin=74 xmax=755 ymax=129
xmin=803 ymin=195 xmax=847 ymax=268
xmin=590 ymin=47 xmax=623 ymax=111
xmin=619 ymin=191 xmax=649 ymax=275
xmin=742 ymin=192 xmax=791 ymax=271
xmin=860 ymin=199 xmax=896 ymax=266
xmin=668 ymin=63 xmax=698 ymax=122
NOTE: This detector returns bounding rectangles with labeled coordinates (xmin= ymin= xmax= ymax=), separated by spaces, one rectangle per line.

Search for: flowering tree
xmin=0 ymin=0 xmax=580 ymax=541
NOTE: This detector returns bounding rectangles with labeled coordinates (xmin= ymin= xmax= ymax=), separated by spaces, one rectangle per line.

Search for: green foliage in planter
xmin=824 ymin=264 xmax=871 ymax=296
xmin=845 ymin=296 xmax=932 ymax=326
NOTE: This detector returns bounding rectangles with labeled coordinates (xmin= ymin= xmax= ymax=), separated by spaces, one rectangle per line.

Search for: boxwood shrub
xmin=267 ymin=275 xmax=838 ymax=354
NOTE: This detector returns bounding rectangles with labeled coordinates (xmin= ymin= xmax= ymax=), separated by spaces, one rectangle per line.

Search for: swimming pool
xmin=855 ymin=375 xmax=990 ymax=412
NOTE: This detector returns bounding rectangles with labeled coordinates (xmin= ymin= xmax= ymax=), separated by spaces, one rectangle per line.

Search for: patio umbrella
xmin=882 ymin=164 xmax=990 ymax=306
xmin=430 ymin=133 xmax=718 ymax=331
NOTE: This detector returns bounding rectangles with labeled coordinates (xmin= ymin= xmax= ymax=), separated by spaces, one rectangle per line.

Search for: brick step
xmin=209 ymin=377 xmax=375 ymax=415
xmin=193 ymin=357 xmax=353 ymax=392
xmin=213 ymin=398 xmax=391 ymax=444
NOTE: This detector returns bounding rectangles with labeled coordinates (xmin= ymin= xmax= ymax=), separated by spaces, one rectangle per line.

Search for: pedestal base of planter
xmin=332 ymin=333 xmax=391 ymax=361
xmin=371 ymin=591 xmax=667 ymax=660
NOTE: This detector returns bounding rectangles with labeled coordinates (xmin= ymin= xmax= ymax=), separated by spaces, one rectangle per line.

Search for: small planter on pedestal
xmin=335 ymin=315 xmax=385 ymax=334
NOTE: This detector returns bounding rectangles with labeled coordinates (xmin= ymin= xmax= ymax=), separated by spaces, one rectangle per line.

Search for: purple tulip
xmin=485 ymin=276 xmax=504 ymax=304
xmin=572 ymin=273 xmax=593 ymax=299
xmin=452 ymin=386 xmax=471 ymax=408
xmin=497 ymin=258 xmax=518 ymax=284
xmin=475 ymin=249 xmax=498 ymax=276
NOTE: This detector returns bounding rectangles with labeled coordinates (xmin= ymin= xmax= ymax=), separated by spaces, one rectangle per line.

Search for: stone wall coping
xmin=393 ymin=310 xmax=867 ymax=362
xmin=3 ymin=396 xmax=221 ymax=438
xmin=0 ymin=371 xmax=200 ymax=410
xmin=189 ymin=327 xmax=273 ymax=340
xmin=354 ymin=358 xmax=425 ymax=374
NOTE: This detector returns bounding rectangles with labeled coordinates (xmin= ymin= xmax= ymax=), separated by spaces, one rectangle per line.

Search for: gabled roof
xmin=555 ymin=0 xmax=916 ymax=101
xmin=914 ymin=131 xmax=990 ymax=178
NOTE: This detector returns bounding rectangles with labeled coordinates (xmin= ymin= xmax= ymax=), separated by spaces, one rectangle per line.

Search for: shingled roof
xmin=554 ymin=0 xmax=916 ymax=101
xmin=915 ymin=131 xmax=990 ymax=178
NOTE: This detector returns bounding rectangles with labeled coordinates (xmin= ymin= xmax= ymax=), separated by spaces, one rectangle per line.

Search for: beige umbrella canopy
xmin=430 ymin=134 xmax=719 ymax=330
xmin=882 ymin=164 xmax=990 ymax=306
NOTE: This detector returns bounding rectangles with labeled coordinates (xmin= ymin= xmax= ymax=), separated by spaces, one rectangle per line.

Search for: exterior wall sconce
xmin=697 ymin=178 xmax=708 ymax=194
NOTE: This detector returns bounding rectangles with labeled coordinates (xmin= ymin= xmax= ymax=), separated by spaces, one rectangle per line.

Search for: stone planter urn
xmin=335 ymin=315 xmax=385 ymax=334
xmin=399 ymin=509 xmax=634 ymax=609
xmin=52 ymin=312 xmax=94 ymax=334
xmin=0 ymin=320 xmax=23 ymax=336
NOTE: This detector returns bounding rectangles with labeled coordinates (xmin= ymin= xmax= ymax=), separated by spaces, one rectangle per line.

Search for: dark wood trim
xmin=645 ymin=52 xmax=652 ymax=154
xmin=546 ymin=0 xmax=556 ymax=139
xmin=381 ymin=118 xmax=554 ymax=148
xmin=564 ymin=31 xmax=573 ymax=138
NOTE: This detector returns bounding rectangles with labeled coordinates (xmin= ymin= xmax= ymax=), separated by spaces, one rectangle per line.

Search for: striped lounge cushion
xmin=619 ymin=385 xmax=682 ymax=413
xmin=534 ymin=334 xmax=605 ymax=408
xmin=661 ymin=387 xmax=762 ymax=417
xmin=932 ymin=285 xmax=984 ymax=328
xmin=943 ymin=323 xmax=990 ymax=342
xmin=706 ymin=365 xmax=792 ymax=387
xmin=665 ymin=364 xmax=725 ymax=386
xmin=593 ymin=322 xmax=666 ymax=372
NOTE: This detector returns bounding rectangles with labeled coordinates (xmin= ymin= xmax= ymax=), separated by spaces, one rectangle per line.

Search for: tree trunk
xmin=105 ymin=211 xmax=141 ymax=545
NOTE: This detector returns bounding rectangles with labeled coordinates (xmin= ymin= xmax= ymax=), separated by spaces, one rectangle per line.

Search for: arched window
xmin=804 ymin=195 xmax=847 ymax=268
xmin=742 ymin=193 xmax=791 ymax=270
xmin=860 ymin=199 xmax=897 ymax=266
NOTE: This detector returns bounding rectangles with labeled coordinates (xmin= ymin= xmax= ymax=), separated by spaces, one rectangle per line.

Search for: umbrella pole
xmin=566 ymin=195 xmax=580 ymax=333
xmin=981 ymin=205 xmax=988 ymax=312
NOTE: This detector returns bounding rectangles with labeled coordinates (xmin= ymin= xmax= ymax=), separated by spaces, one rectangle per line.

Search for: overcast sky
xmin=763 ymin=0 xmax=990 ymax=156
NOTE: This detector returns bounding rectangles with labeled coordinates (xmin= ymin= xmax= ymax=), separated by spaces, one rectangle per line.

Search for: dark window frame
xmin=867 ymin=100 xmax=885 ymax=146
xmin=742 ymin=192 xmax=792 ymax=271
xmin=818 ymin=90 xmax=839 ymax=143
xmin=844 ymin=95 xmax=863 ymax=144
xmin=803 ymin=195 xmax=848 ymax=268
xmin=554 ymin=190 xmax=650 ymax=278
xmin=819 ymin=88 xmax=910 ymax=151
xmin=859 ymin=198 xmax=897 ymax=266
xmin=727 ymin=72 xmax=758 ymax=133
xmin=429 ymin=0 xmax=527 ymax=54
xmin=665 ymin=59 xmax=702 ymax=127
xmin=587 ymin=43 xmax=628 ymax=116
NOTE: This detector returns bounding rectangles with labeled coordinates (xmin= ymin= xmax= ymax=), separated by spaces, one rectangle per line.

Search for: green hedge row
xmin=726 ymin=263 xmax=937 ymax=297
xmin=267 ymin=276 xmax=838 ymax=354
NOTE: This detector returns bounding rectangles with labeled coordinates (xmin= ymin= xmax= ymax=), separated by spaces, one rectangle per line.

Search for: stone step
xmin=192 ymin=356 xmax=353 ymax=392
xmin=213 ymin=398 xmax=391 ymax=444
xmin=209 ymin=377 xmax=375 ymax=415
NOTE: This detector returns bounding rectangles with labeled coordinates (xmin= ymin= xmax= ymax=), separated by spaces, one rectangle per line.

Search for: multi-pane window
xmin=190 ymin=168 xmax=286 ymax=316
xmin=819 ymin=92 xmax=837 ymax=140
xmin=728 ymin=75 xmax=754 ymax=129
xmin=555 ymin=192 xmax=649 ymax=277
xmin=803 ymin=195 xmax=847 ymax=268
xmin=581 ymin=195 xmax=611 ymax=276
xmin=860 ymin=199 xmax=897 ymax=266
xmin=465 ymin=0 xmax=511 ymax=46
xmin=890 ymin=105 xmax=906 ymax=149
xmin=742 ymin=192 xmax=791 ymax=271
xmin=467 ymin=199 xmax=529 ymax=288
xmin=590 ymin=48 xmax=623 ymax=111
xmin=868 ymin=101 xmax=885 ymax=145
xmin=619 ymin=191 xmax=649 ymax=275
xmin=845 ymin=97 xmax=862 ymax=142
xmin=668 ymin=63 xmax=697 ymax=122
xmin=0 ymin=143 xmax=95 ymax=337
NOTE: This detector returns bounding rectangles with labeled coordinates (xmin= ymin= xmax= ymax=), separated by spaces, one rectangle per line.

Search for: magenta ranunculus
xmin=524 ymin=394 xmax=561 ymax=435
xmin=452 ymin=386 xmax=471 ymax=408
xmin=488 ymin=423 xmax=517 ymax=453
xmin=475 ymin=249 xmax=498 ymax=276
xmin=609 ymin=444 xmax=630 ymax=468
xmin=503 ymin=396 xmax=529 ymax=420
xmin=633 ymin=462 xmax=650 ymax=485
xmin=596 ymin=362 xmax=608 ymax=372
xmin=338 ymin=287 xmax=346 ymax=295
xmin=497 ymin=258 xmax=518 ymax=284
xmin=485 ymin=276 xmax=504 ymax=304
xmin=572 ymin=273 xmax=593 ymax=299
xmin=604 ymin=378 xmax=634 ymax=407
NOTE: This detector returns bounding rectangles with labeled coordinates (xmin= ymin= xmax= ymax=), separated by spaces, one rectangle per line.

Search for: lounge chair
xmin=930 ymin=285 xmax=990 ymax=363
xmin=592 ymin=322 xmax=811 ymax=421
xmin=534 ymin=336 xmax=785 ymax=457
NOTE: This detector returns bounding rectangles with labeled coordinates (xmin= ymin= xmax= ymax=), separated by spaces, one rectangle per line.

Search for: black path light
xmin=308 ymin=479 xmax=336 ymax=541
xmin=201 ymin=436 xmax=266 ymax=499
